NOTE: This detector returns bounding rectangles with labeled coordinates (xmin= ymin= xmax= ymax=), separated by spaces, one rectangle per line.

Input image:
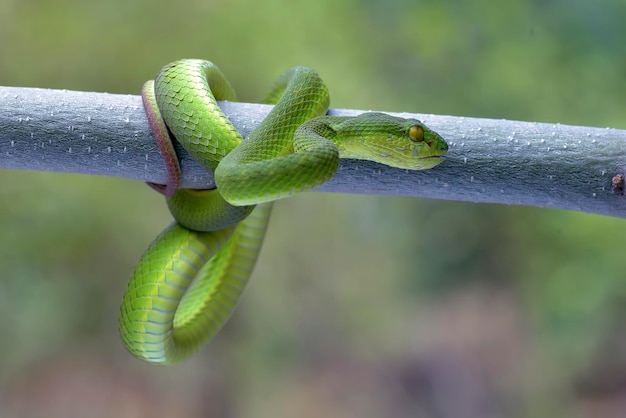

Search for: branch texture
xmin=1 ymin=86 xmax=625 ymax=218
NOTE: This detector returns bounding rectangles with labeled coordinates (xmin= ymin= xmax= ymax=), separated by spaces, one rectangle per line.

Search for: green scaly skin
xmin=119 ymin=59 xmax=448 ymax=365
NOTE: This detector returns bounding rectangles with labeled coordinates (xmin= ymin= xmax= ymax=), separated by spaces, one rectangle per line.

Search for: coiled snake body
xmin=119 ymin=59 xmax=448 ymax=364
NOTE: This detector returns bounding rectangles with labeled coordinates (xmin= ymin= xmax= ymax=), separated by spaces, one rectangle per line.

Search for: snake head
xmin=338 ymin=112 xmax=448 ymax=170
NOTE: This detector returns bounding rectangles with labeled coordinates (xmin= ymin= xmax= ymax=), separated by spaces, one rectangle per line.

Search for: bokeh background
xmin=1 ymin=1 xmax=626 ymax=417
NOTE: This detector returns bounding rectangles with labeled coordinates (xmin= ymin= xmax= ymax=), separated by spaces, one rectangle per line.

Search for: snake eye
xmin=408 ymin=125 xmax=424 ymax=142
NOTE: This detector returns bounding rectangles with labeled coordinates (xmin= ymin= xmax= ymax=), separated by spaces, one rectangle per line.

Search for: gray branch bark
xmin=1 ymin=86 xmax=625 ymax=218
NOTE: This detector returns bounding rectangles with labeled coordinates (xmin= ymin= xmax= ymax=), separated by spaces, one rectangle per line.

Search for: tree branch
xmin=1 ymin=86 xmax=625 ymax=218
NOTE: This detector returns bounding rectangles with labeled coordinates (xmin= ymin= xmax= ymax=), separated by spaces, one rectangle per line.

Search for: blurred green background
xmin=1 ymin=0 xmax=626 ymax=417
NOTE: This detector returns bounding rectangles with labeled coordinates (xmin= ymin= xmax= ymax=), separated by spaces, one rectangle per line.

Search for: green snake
xmin=119 ymin=59 xmax=448 ymax=365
